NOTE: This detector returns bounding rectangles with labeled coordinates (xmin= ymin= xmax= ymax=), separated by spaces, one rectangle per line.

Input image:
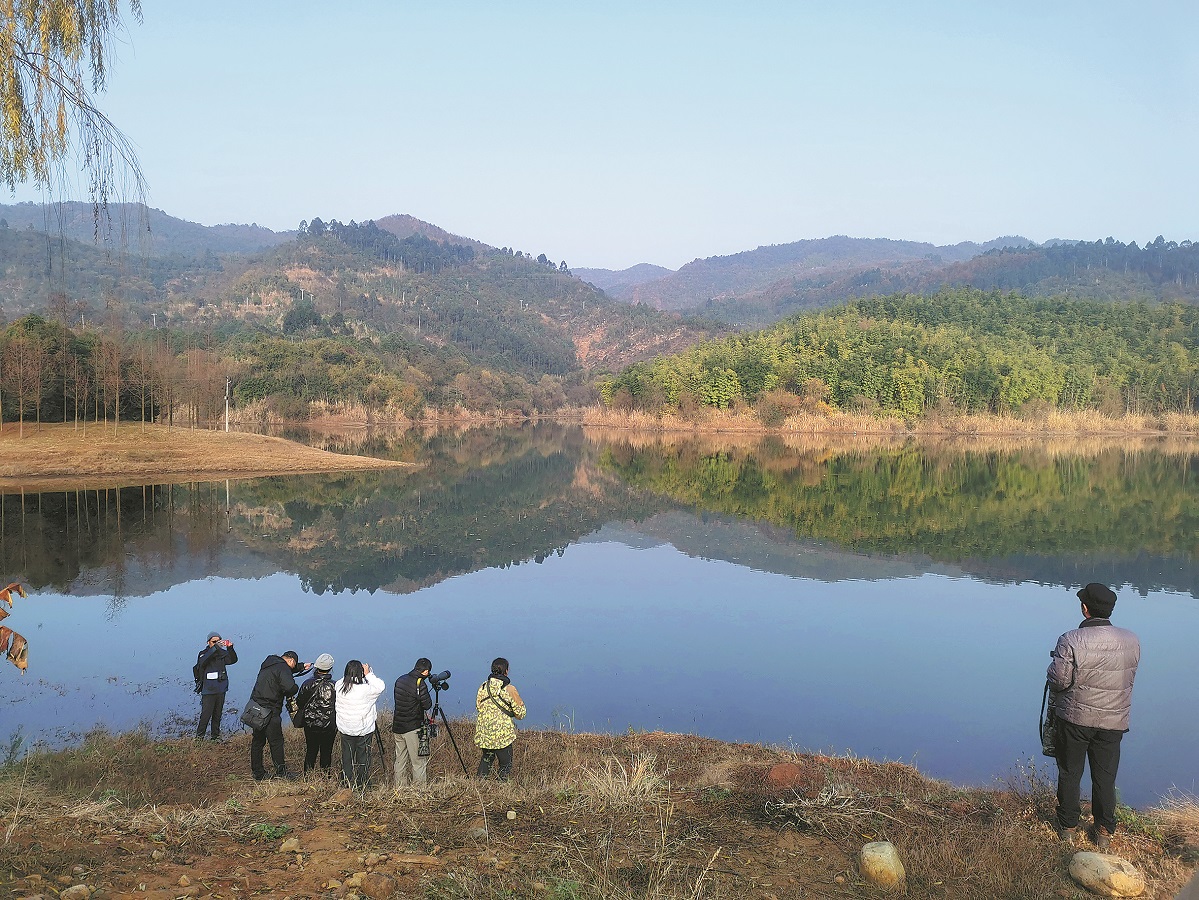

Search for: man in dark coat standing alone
xmin=194 ymin=631 xmax=238 ymax=740
xmin=1048 ymin=583 xmax=1140 ymax=849
xmin=249 ymin=650 xmax=311 ymax=780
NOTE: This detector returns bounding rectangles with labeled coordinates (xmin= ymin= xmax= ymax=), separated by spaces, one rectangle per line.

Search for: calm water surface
xmin=1 ymin=425 xmax=1196 ymax=807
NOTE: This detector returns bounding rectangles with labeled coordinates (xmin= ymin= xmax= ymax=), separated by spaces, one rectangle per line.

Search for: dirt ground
xmin=0 ymin=725 xmax=1194 ymax=900
xmin=0 ymin=424 xmax=413 ymax=490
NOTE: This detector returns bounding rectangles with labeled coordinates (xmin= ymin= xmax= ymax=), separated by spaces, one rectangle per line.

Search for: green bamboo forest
xmin=600 ymin=291 xmax=1199 ymax=419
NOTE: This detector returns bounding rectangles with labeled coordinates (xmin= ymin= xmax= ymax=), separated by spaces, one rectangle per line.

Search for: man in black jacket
xmin=194 ymin=631 xmax=238 ymax=740
xmin=249 ymin=650 xmax=311 ymax=780
xmin=392 ymin=657 xmax=433 ymax=788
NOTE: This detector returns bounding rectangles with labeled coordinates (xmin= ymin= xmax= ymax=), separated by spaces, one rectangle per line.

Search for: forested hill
xmin=601 ymin=290 xmax=1199 ymax=419
xmin=692 ymin=236 xmax=1199 ymax=328
xmin=0 ymin=201 xmax=292 ymax=256
xmin=0 ymin=213 xmax=722 ymax=421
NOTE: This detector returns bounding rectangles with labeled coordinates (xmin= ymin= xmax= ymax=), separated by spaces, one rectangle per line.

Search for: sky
xmin=14 ymin=0 xmax=1199 ymax=270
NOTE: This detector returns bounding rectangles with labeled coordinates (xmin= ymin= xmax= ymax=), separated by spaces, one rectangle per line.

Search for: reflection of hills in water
xmin=589 ymin=511 xmax=1199 ymax=598
xmin=0 ymin=425 xmax=667 ymax=598
xmin=3 ymin=425 xmax=1198 ymax=599
xmin=596 ymin=436 xmax=1199 ymax=599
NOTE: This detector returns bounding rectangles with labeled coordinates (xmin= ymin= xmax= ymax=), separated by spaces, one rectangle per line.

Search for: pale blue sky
xmin=16 ymin=1 xmax=1198 ymax=269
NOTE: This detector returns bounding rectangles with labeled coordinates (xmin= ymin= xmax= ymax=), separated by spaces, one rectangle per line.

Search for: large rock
xmin=767 ymin=763 xmax=804 ymax=789
xmin=859 ymin=841 xmax=905 ymax=890
xmin=1068 ymin=851 xmax=1146 ymax=898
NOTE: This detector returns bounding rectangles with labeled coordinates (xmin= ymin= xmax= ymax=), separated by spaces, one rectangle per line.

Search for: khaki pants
xmin=394 ymin=729 xmax=428 ymax=787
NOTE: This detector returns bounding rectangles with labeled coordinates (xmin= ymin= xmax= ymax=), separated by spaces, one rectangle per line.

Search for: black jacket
xmin=250 ymin=655 xmax=301 ymax=715
xmin=392 ymin=668 xmax=432 ymax=734
xmin=193 ymin=644 xmax=238 ymax=695
xmin=296 ymin=671 xmax=336 ymax=729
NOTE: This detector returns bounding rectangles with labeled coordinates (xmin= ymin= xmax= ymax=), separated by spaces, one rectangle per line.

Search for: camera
xmin=428 ymin=670 xmax=451 ymax=691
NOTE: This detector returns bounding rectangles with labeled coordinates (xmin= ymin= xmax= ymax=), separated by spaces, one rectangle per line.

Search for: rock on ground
xmin=859 ymin=840 xmax=905 ymax=890
xmin=1069 ymin=851 xmax=1146 ymax=898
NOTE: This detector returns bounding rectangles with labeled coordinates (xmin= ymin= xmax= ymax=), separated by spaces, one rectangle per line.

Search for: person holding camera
xmin=193 ymin=631 xmax=237 ymax=741
xmin=336 ymin=660 xmax=386 ymax=791
xmin=248 ymin=650 xmax=311 ymax=781
xmin=295 ymin=653 xmax=337 ymax=772
xmin=392 ymin=657 xmax=434 ymax=788
xmin=474 ymin=657 xmax=525 ymax=781
xmin=1048 ymin=583 xmax=1141 ymax=849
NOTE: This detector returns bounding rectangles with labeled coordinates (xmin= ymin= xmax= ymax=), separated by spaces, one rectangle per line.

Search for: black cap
xmin=1077 ymin=583 xmax=1116 ymax=618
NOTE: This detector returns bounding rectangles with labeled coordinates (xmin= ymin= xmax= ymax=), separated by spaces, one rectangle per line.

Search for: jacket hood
xmin=259 ymin=654 xmax=288 ymax=673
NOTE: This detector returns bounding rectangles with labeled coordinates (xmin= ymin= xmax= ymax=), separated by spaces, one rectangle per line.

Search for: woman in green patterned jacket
xmin=474 ymin=657 xmax=526 ymax=780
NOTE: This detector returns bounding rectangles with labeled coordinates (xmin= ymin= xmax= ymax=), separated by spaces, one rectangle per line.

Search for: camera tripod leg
xmin=436 ymin=705 xmax=470 ymax=776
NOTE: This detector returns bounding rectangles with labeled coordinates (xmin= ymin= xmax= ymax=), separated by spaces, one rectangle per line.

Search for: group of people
xmin=191 ymin=639 xmax=526 ymax=789
xmin=193 ymin=581 xmax=1141 ymax=849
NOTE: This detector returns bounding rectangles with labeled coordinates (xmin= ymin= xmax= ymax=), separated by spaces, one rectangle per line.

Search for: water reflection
xmin=0 ymin=424 xmax=1195 ymax=806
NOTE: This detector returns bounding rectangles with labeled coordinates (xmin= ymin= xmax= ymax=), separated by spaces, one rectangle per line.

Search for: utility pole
xmin=225 ymin=377 xmax=231 ymax=433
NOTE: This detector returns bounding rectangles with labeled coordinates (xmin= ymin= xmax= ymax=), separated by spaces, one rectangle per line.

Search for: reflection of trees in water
xmin=0 ymin=482 xmax=232 ymax=595
xmin=599 ymin=438 xmax=1199 ymax=596
xmin=0 ymin=424 xmax=667 ymax=598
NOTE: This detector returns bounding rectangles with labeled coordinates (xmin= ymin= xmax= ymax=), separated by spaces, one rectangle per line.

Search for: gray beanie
xmin=206 ymin=631 xmax=221 ymax=642
xmin=314 ymin=653 xmax=335 ymax=672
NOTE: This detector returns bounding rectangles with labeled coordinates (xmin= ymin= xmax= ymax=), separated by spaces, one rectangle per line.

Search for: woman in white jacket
xmin=335 ymin=660 xmax=385 ymax=790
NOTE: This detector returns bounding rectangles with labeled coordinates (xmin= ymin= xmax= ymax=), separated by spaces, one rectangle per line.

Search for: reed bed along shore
xmin=0 ymin=724 xmax=1195 ymax=899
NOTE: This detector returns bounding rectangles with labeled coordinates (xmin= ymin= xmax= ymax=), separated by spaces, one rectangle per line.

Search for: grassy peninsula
xmin=0 ymin=423 xmax=413 ymax=490
xmin=0 ymin=724 xmax=1195 ymax=899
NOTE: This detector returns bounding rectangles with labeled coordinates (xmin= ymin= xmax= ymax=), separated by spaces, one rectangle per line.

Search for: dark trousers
xmin=341 ymin=733 xmax=373 ymax=790
xmin=1055 ymin=718 xmax=1124 ymax=832
xmin=477 ymin=743 xmax=513 ymax=780
xmin=197 ymin=692 xmax=226 ymax=738
xmin=250 ymin=714 xmax=287 ymax=778
xmin=304 ymin=725 xmax=337 ymax=771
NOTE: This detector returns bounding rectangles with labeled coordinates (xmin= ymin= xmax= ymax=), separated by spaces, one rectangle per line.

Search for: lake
xmin=1 ymin=424 xmax=1196 ymax=807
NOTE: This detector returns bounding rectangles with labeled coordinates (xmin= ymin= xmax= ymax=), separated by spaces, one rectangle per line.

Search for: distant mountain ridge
xmin=591 ymin=235 xmax=1036 ymax=310
xmin=574 ymin=263 xmax=674 ymax=294
xmin=0 ymin=201 xmax=292 ymax=256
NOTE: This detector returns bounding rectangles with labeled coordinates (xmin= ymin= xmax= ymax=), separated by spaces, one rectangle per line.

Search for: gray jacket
xmin=1047 ymin=618 xmax=1140 ymax=731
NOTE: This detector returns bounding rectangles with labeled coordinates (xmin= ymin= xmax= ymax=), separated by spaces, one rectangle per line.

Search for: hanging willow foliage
xmin=0 ymin=0 xmax=144 ymax=218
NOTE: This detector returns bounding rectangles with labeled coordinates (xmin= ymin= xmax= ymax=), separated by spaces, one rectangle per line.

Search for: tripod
xmin=429 ymin=682 xmax=470 ymax=776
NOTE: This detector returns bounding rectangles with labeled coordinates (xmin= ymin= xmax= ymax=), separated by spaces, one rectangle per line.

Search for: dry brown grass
xmin=0 ymin=422 xmax=413 ymax=490
xmin=1 ymin=727 xmax=1195 ymax=900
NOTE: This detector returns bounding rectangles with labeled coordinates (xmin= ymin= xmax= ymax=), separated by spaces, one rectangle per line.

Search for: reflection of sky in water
xmin=3 ymin=537 xmax=1194 ymax=808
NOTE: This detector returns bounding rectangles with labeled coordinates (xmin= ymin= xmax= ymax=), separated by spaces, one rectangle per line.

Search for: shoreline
xmin=0 ymin=422 xmax=414 ymax=490
xmin=0 ymin=723 xmax=1194 ymax=899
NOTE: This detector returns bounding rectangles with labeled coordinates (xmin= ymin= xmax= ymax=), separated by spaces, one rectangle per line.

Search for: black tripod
xmin=429 ymin=681 xmax=470 ymax=776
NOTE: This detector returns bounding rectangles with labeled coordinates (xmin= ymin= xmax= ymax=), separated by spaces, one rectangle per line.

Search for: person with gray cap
xmin=1047 ymin=582 xmax=1140 ymax=849
xmin=295 ymin=653 xmax=337 ymax=772
xmin=193 ymin=630 xmax=237 ymax=740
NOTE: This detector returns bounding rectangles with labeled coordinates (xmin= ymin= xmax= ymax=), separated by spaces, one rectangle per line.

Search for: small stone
xmin=72 ymin=866 xmax=85 ymax=875
xmin=506 ymin=810 xmax=517 ymax=820
xmin=325 ymin=880 xmax=342 ymax=890
xmin=57 ymin=875 xmax=74 ymax=884
xmin=279 ymin=837 xmax=301 ymax=853
xmin=178 ymin=874 xmax=191 ymax=887
xmin=328 ymin=788 xmax=355 ymax=805
xmin=834 ymin=874 xmax=845 ymax=883
xmin=860 ymin=841 xmax=906 ymax=891
xmin=359 ymin=873 xmax=397 ymax=899
xmin=532 ymin=883 xmax=549 ymax=892
xmin=346 ymin=872 xmax=365 ymax=888
xmin=151 ymin=849 xmax=165 ymax=861
xmin=469 ymin=827 xmax=488 ymax=840
xmin=1069 ymin=852 xmax=1146 ymax=898
xmin=60 ymin=886 xmax=91 ymax=900
xmin=364 ymin=852 xmax=382 ymax=867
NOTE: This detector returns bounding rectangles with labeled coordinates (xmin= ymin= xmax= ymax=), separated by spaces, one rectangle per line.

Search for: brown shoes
xmin=1058 ymin=826 xmax=1078 ymax=846
xmin=1093 ymin=827 xmax=1113 ymax=851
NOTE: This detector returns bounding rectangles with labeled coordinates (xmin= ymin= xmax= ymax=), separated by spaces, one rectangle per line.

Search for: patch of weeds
xmin=248 ymin=822 xmax=291 ymax=840
xmin=225 ymin=798 xmax=245 ymax=812
xmin=1116 ymin=804 xmax=1165 ymax=841
xmin=700 ymin=786 xmax=733 ymax=803
xmin=552 ymin=878 xmax=584 ymax=900
xmin=98 ymin=788 xmax=122 ymax=804
xmin=1 ymin=727 xmax=24 ymax=767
